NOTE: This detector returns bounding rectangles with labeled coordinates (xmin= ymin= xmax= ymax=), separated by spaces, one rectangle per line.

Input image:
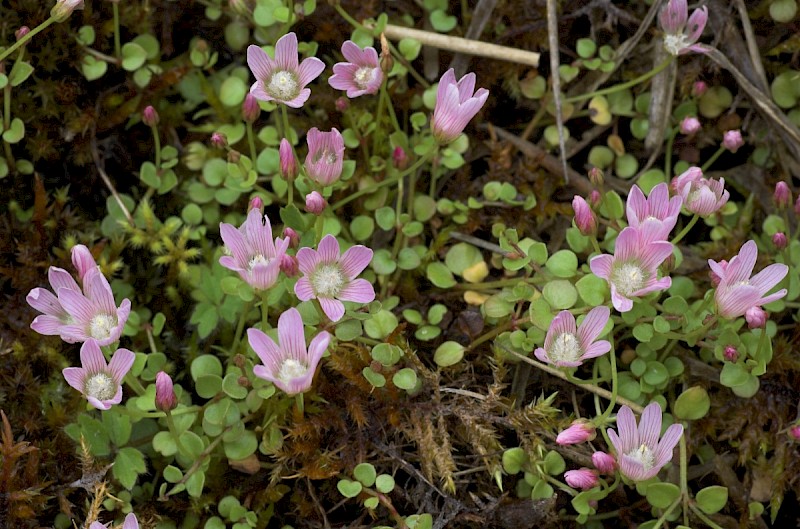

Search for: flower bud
xmin=789 ymin=425 xmax=800 ymax=441
xmin=155 ymin=371 xmax=178 ymax=412
xmin=211 ymin=132 xmax=228 ymax=148
xmin=283 ymin=227 xmax=300 ymax=249
xmin=591 ymin=452 xmax=617 ymax=474
xmin=305 ymin=191 xmax=326 ymax=215
xmin=795 ymin=196 xmax=800 ymax=216
xmin=589 ymin=189 xmax=601 ymax=207
xmin=71 ymin=244 xmax=98 ymax=282
xmin=280 ymin=254 xmax=299 ymax=277
xmin=335 ymin=97 xmax=349 ymax=112
xmin=680 ymin=116 xmax=701 ymax=135
xmin=393 ymin=146 xmax=408 ymax=169
xmin=242 ymin=93 xmax=260 ymax=124
xmin=556 ymin=419 xmax=596 ymax=445
xmin=380 ymin=33 xmax=393 ymax=74
xmin=745 ymin=306 xmax=767 ymax=329
xmin=692 ymin=81 xmax=708 ymax=97
xmin=774 ymin=181 xmax=792 ymax=210
xmin=279 ymin=138 xmax=298 ymax=180
xmin=572 ymin=196 xmax=596 ymax=236
xmin=564 ymin=469 xmax=599 ymax=490
xmin=227 ymin=150 xmax=241 ymax=163
xmin=773 ymin=232 xmax=787 ymax=250
xmin=51 ymin=0 xmax=84 ymax=22
xmin=588 ymin=167 xmax=604 ymax=187
xmin=248 ymin=196 xmax=264 ymax=213
xmin=15 ymin=26 xmax=30 ymax=41
xmin=722 ymin=129 xmax=743 ymax=153
xmin=723 ymin=345 xmax=738 ymax=362
xmin=142 ymin=105 xmax=159 ymax=127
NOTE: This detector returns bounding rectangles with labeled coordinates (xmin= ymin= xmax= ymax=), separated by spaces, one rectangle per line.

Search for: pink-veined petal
xmin=247 ymin=45 xmax=275 ymax=81
xmin=274 ymin=32 xmax=299 ymax=71
xmin=278 ymin=308 xmax=307 ymax=361
xmin=297 ymin=56 xmax=325 ymax=87
xmin=614 ymin=406 xmax=638 ymax=452
xmin=318 ymin=297 xmax=345 ymax=322
xmin=108 ymin=348 xmax=135 ymax=384
xmin=577 ymin=306 xmax=610 ymax=345
xmin=294 ymin=277 xmax=315 ymax=301
xmin=317 ymin=235 xmax=340 ymax=264
xmin=339 ymin=245 xmax=373 ymax=278
xmin=637 ymin=402 xmax=663 ymax=449
xmin=337 ymin=278 xmax=375 ymax=303
xmin=248 ymin=328 xmax=283 ymax=372
xmin=63 ymin=367 xmax=86 ymax=393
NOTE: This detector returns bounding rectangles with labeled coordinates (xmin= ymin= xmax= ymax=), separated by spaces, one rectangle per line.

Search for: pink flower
xmin=219 ymin=208 xmax=290 ymax=291
xmin=431 ymin=68 xmax=489 ymax=144
xmin=27 ymin=262 xmax=83 ymax=341
xmin=63 ymin=340 xmax=135 ymax=410
xmin=557 ymin=420 xmax=596 ymax=445
xmin=155 ymin=371 xmax=178 ymax=412
xmin=304 ymin=127 xmax=345 ymax=186
xmin=709 ymin=240 xmax=788 ymax=319
xmin=247 ymin=33 xmax=325 ymax=108
xmin=672 ymin=167 xmax=729 ymax=216
xmin=592 ymin=451 xmax=617 ymax=474
xmin=280 ymin=138 xmax=298 ymax=180
xmin=295 ymin=234 xmax=375 ymax=322
xmin=659 ymin=0 xmax=708 ymax=55
xmin=328 ymin=40 xmax=383 ymax=98
xmin=774 ymin=181 xmax=792 ymax=209
xmin=722 ymin=129 xmax=743 ymax=153
xmin=564 ymin=469 xmax=599 ymax=490
xmin=680 ymin=116 xmax=701 ymax=135
xmin=572 ymin=195 xmax=596 ymax=236
xmin=590 ymin=226 xmax=674 ymax=312
xmin=626 ymin=183 xmax=682 ymax=242
xmin=534 ymin=307 xmax=611 ymax=367
xmin=247 ymin=307 xmax=331 ymax=395
xmin=89 ymin=513 xmax=139 ymax=529
xmin=607 ymin=402 xmax=683 ymax=482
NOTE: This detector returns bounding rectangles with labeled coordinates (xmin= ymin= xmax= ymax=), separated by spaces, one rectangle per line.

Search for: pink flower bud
xmin=589 ymin=189 xmax=601 ymax=207
xmin=242 ymin=93 xmax=260 ymax=124
xmin=335 ymin=97 xmax=349 ymax=112
xmin=279 ymin=138 xmax=297 ymax=180
xmin=556 ymin=419 xmax=596 ymax=445
xmin=680 ymin=116 xmax=701 ymax=135
xmin=283 ymin=227 xmax=300 ymax=248
xmin=280 ymin=254 xmax=299 ymax=276
xmin=15 ymin=26 xmax=30 ymax=41
xmin=248 ymin=196 xmax=264 ymax=213
xmin=588 ymin=167 xmax=604 ymax=187
xmin=789 ymin=425 xmax=800 ymax=441
xmin=795 ymin=196 xmax=800 ymax=216
xmin=142 ymin=105 xmax=159 ymax=127
xmin=591 ymin=452 xmax=617 ymax=474
xmin=745 ymin=306 xmax=767 ymax=329
xmin=723 ymin=345 xmax=739 ymax=362
xmin=572 ymin=196 xmax=597 ymax=236
xmin=692 ymin=81 xmax=708 ymax=97
xmin=392 ymin=146 xmax=408 ymax=169
xmin=774 ymin=182 xmax=792 ymax=209
xmin=305 ymin=191 xmax=326 ymax=215
xmin=564 ymin=468 xmax=599 ymax=490
xmin=155 ymin=371 xmax=178 ymax=412
xmin=773 ymin=232 xmax=787 ymax=250
xmin=211 ymin=132 xmax=228 ymax=148
xmin=722 ymin=129 xmax=743 ymax=153
xmin=71 ymin=244 xmax=98 ymax=283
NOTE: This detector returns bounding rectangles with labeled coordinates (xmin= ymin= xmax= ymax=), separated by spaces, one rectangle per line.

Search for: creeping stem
xmin=563 ymin=58 xmax=674 ymax=104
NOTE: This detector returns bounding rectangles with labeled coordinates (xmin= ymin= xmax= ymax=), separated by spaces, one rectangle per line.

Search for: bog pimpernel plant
xmin=4 ymin=0 xmax=800 ymax=528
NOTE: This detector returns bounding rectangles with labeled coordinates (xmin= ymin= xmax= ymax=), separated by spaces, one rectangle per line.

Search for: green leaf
xmin=696 ymin=485 xmax=728 ymax=514
xmin=434 ymin=341 xmax=465 ymax=367
xmin=354 ymin=463 xmax=377 ymax=487
xmin=113 ymin=447 xmax=147 ymax=489
xmin=674 ymin=386 xmax=710 ymax=420
xmin=9 ymin=62 xmax=34 ymax=87
xmin=2 ymin=118 xmax=25 ymax=143
xmin=542 ymin=279 xmax=578 ymax=309
xmin=393 ymin=368 xmax=418 ymax=390
xmin=362 ymin=366 xmax=386 ymax=387
xmin=576 ymin=274 xmax=608 ymax=305
xmin=121 ymin=42 xmax=148 ymax=71
xmin=502 ymin=447 xmax=527 ymax=474
xmin=280 ymin=203 xmax=307 ymax=231
xmin=645 ymin=482 xmax=680 ymax=509
xmin=426 ymin=262 xmax=456 ymax=288
xmin=222 ymin=372 xmax=248 ymax=399
xmin=153 ymin=431 xmax=178 ymax=457
xmin=364 ymin=310 xmax=398 ymax=339
xmin=445 ymin=243 xmax=483 ymax=276
xmin=78 ymin=25 xmax=96 ymax=45
xmin=543 ymin=450 xmax=565 ymax=475
xmin=375 ymin=474 xmax=395 ymax=493
xmin=429 ymin=9 xmax=457 ymax=32
xmin=375 ymin=206 xmax=395 ymax=231
xmin=185 ymin=469 xmax=205 ymax=497
xmin=224 ymin=430 xmax=257 ymax=459
xmin=337 ymin=479 xmax=363 ymax=498
xmin=220 ymin=76 xmax=247 ymax=107
xmin=545 ymin=250 xmax=578 ymax=278
xmin=191 ymin=354 xmax=223 ymax=380
xmin=139 ymin=161 xmax=160 ymax=188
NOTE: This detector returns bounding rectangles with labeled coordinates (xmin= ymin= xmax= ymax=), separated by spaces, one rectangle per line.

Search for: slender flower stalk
xmin=63 ymin=340 xmax=135 ymax=410
xmin=328 ymin=40 xmax=383 ymax=98
xmin=607 ymin=402 xmax=683 ymax=482
xmin=534 ymin=307 xmax=611 ymax=367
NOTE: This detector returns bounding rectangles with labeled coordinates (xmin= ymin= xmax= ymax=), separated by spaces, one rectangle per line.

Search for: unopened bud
xmin=155 ymin=371 xmax=178 ymax=412
xmin=722 ymin=129 xmax=743 ymax=153
xmin=335 ymin=97 xmax=349 ymax=112
xmin=242 ymin=93 xmax=260 ymax=123
xmin=774 ymin=182 xmax=792 ymax=209
xmin=283 ymin=227 xmax=300 ymax=248
xmin=745 ymin=306 xmax=767 ymax=329
xmin=305 ymin=191 xmax=326 ymax=215
xmin=588 ymin=167 xmax=604 ymax=187
xmin=591 ymin=452 xmax=617 ymax=474
xmin=279 ymin=139 xmax=298 ymax=180
xmin=392 ymin=146 xmax=408 ymax=169
xmin=249 ymin=196 xmax=264 ymax=213
xmin=237 ymin=375 xmax=251 ymax=388
xmin=556 ymin=419 xmax=595 ymax=445
xmin=572 ymin=196 xmax=596 ymax=236
xmin=680 ymin=116 xmax=701 ymax=135
xmin=233 ymin=354 xmax=246 ymax=369
xmin=789 ymin=425 xmax=800 ymax=441
xmin=142 ymin=105 xmax=159 ymax=127
xmin=773 ymin=232 xmax=787 ymax=250
xmin=227 ymin=150 xmax=241 ymax=163
xmin=723 ymin=345 xmax=738 ymax=362
xmin=211 ymin=132 xmax=228 ymax=148
xmin=589 ymin=189 xmax=601 ymax=207
xmin=692 ymin=81 xmax=708 ymax=97
xmin=380 ymin=33 xmax=393 ymax=74
xmin=15 ymin=26 xmax=30 ymax=41
xmin=280 ymin=254 xmax=299 ymax=276
xmin=564 ymin=469 xmax=599 ymax=490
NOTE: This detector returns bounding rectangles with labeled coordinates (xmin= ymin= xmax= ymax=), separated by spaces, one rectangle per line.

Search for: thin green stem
xmin=701 ymin=146 xmax=725 ymax=172
xmin=382 ymin=81 xmax=402 ymax=134
xmin=261 ymin=291 xmax=270 ymax=329
xmin=295 ymin=393 xmax=304 ymax=416
xmin=112 ymin=2 xmax=122 ymax=59
xmin=564 ymin=58 xmax=673 ymax=104
xmin=600 ymin=344 xmax=618 ymax=422
xmin=246 ymin=122 xmax=257 ymax=163
xmin=651 ymin=497 xmax=682 ymax=529
xmin=372 ymin=80 xmax=387 ymax=155
xmin=152 ymin=124 xmax=162 ymax=169
xmin=0 ymin=17 xmax=56 ymax=63
xmin=124 ymin=372 xmax=147 ymax=396
xmin=671 ymin=214 xmax=699 ymax=245
xmin=115 ymin=405 xmax=203 ymax=420
xmin=165 ymin=409 xmax=190 ymax=455
xmin=689 ymin=503 xmax=726 ymax=529
xmin=664 ymin=126 xmax=678 ymax=178
xmin=680 ymin=431 xmax=689 ymax=526
xmin=232 ymin=299 xmax=255 ymax=355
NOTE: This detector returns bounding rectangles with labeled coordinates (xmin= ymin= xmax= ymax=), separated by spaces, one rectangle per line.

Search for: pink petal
xmin=749 ymin=263 xmax=788 ymax=295
xmin=27 ymin=288 xmax=64 ymax=316
xmin=455 ymin=72 xmax=476 ymax=102
xmin=88 ymin=396 xmax=113 ymax=411
xmin=637 ymin=402 xmax=663 ymax=449
xmin=31 ymin=315 xmax=68 ymax=336
xmin=685 ymin=7 xmax=708 ymax=42
xmin=296 ymin=247 xmax=320 ymax=275
xmin=250 ymin=83 xmax=273 ymax=102
xmin=610 ymin=287 xmax=634 ymax=313
xmin=273 ymin=32 xmax=299 ymax=71
xmin=306 ymin=331 xmax=331 ymax=371
xmin=317 ymin=234 xmax=340 ymax=264
xmin=339 ymin=245 xmax=373 ymax=278
xmin=727 ymin=240 xmax=758 ymax=284
xmin=59 ymin=288 xmax=95 ymax=324
xmin=319 ymin=297 xmax=345 ymax=322
xmin=245 ymin=210 xmax=274 ymax=259
xmin=83 ymin=269 xmax=116 ymax=315
xmin=626 ymin=185 xmax=647 ymax=226
xmin=614 ymin=406 xmax=638 ymax=452
xmin=220 ymin=222 xmax=249 ymax=265
xmin=757 ymin=289 xmax=787 ymax=307
xmin=294 ymin=277 xmax=315 ymax=301
xmin=278 ymin=308 xmax=307 ymax=361
xmin=108 ymin=348 xmax=135 ymax=384
xmin=123 ymin=513 xmax=140 ymax=529
xmin=544 ymin=311 xmax=577 ymax=351
xmin=337 ymin=279 xmax=375 ymax=303
xmin=284 ymin=88 xmax=312 ymax=108
xmin=577 ymin=306 xmax=610 ymax=345
xmin=533 ymin=347 xmax=550 ymax=364
xmin=297 ymin=56 xmax=325 ymax=87
xmin=581 ymin=340 xmax=611 ymax=360
xmin=654 ymin=423 xmax=684 ymax=468
xmin=248 ymin=328 xmax=283 ymax=372
xmin=63 ymin=367 xmax=87 ymax=392
xmin=247 ymin=45 xmax=274 ymax=81
xmin=340 ymin=40 xmax=361 ymax=63
xmin=606 ymin=428 xmax=623 ymax=456
xmin=589 ymin=254 xmax=613 ymax=280
xmin=80 ymin=340 xmax=108 ymax=374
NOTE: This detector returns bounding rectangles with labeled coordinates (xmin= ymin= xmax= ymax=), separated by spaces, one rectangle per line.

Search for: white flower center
xmin=267 ymin=70 xmax=299 ymax=100
xmin=90 ymin=314 xmax=117 ymax=340
xmin=85 ymin=372 xmax=117 ymax=402
xmin=278 ymin=358 xmax=308 ymax=383
xmin=354 ymin=66 xmax=375 ymax=89
xmin=611 ymin=262 xmax=646 ymax=296
xmin=311 ymin=264 xmax=346 ymax=298
xmin=249 ymin=254 xmax=271 ymax=270
xmin=663 ymin=34 xmax=691 ymax=56
xmin=625 ymin=443 xmax=655 ymax=471
xmin=550 ymin=332 xmax=582 ymax=363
